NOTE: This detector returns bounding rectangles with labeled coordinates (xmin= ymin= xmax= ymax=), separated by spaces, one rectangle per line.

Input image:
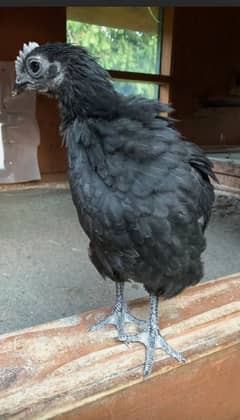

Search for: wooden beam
xmin=211 ymin=159 xmax=240 ymax=190
xmin=108 ymin=70 xmax=171 ymax=85
xmin=0 ymin=273 xmax=239 ymax=419
xmin=159 ymin=8 xmax=175 ymax=105
xmin=160 ymin=7 xmax=175 ymax=77
xmin=67 ymin=7 xmax=160 ymax=34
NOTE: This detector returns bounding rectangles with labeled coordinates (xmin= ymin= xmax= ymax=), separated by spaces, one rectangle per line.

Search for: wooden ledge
xmin=0 ymin=273 xmax=239 ymax=419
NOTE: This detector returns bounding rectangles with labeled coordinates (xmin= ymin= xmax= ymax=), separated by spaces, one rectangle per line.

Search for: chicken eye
xmin=29 ymin=60 xmax=41 ymax=75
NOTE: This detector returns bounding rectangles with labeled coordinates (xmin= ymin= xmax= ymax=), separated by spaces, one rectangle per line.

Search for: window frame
xmin=106 ymin=8 xmax=174 ymax=104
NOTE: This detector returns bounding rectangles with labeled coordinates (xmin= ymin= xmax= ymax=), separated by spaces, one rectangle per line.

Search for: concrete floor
xmin=0 ymin=187 xmax=240 ymax=334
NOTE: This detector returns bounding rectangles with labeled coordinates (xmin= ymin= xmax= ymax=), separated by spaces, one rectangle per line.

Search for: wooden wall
xmin=1 ymin=7 xmax=240 ymax=176
xmin=0 ymin=8 xmax=67 ymax=175
xmin=172 ymin=7 xmax=240 ymax=148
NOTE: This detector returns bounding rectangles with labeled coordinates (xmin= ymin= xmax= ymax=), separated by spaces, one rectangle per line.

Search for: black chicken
xmin=13 ymin=42 xmax=216 ymax=378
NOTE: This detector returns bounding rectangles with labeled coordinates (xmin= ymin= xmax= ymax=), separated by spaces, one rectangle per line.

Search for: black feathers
xmin=65 ymin=110 xmax=215 ymax=298
xmin=16 ymin=42 xmax=216 ymax=298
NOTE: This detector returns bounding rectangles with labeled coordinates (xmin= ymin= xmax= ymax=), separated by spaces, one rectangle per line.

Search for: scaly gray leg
xmin=119 ymin=294 xmax=186 ymax=378
xmin=89 ymin=282 xmax=147 ymax=337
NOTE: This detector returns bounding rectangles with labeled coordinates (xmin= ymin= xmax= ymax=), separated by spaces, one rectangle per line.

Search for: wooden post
xmin=159 ymin=7 xmax=175 ymax=111
xmin=0 ymin=273 xmax=239 ymax=419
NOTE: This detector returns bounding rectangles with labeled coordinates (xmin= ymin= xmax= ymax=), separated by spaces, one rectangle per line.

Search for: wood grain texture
xmin=161 ymin=7 xmax=174 ymax=77
xmin=172 ymin=7 xmax=240 ymax=148
xmin=0 ymin=273 xmax=239 ymax=419
xmin=212 ymin=160 xmax=240 ymax=190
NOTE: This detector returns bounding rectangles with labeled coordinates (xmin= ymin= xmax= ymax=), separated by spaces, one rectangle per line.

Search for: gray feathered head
xmin=13 ymin=41 xmax=66 ymax=96
xmin=13 ymin=41 xmax=118 ymax=119
xmin=15 ymin=42 xmax=40 ymax=76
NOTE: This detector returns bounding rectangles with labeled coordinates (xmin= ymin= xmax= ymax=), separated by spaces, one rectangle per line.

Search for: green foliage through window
xmin=67 ymin=19 xmax=162 ymax=99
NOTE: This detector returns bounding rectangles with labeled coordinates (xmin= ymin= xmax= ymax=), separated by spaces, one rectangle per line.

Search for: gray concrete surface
xmin=0 ymin=187 xmax=240 ymax=334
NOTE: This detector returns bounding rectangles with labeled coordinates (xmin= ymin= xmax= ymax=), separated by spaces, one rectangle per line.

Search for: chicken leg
xmin=89 ymin=282 xmax=146 ymax=337
xmin=119 ymin=294 xmax=186 ymax=378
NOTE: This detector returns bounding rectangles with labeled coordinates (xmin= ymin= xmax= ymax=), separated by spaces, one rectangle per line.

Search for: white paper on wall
xmin=0 ymin=61 xmax=41 ymax=183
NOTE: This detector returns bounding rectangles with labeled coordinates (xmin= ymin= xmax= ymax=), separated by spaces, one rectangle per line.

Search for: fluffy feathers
xmin=14 ymin=42 xmax=216 ymax=298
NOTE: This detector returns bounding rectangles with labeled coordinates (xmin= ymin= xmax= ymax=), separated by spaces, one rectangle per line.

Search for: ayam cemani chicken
xmin=13 ymin=42 xmax=216 ymax=378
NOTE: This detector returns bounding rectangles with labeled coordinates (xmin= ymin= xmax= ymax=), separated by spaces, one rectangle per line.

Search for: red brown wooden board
xmin=0 ymin=273 xmax=239 ymax=419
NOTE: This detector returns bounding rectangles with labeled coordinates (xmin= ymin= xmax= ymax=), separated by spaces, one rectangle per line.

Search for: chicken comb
xmin=15 ymin=41 xmax=39 ymax=74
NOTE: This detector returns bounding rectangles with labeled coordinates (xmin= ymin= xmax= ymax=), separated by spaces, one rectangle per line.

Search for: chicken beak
xmin=12 ymin=81 xmax=28 ymax=96
xmin=12 ymin=87 xmax=19 ymax=96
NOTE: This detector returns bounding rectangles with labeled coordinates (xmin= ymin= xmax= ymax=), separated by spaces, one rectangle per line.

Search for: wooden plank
xmin=160 ymin=7 xmax=175 ymax=77
xmin=212 ymin=160 xmax=240 ymax=190
xmin=159 ymin=8 xmax=175 ymax=106
xmin=213 ymin=160 xmax=240 ymax=177
xmin=0 ymin=273 xmax=239 ymax=419
xmin=57 ymin=346 xmax=240 ymax=420
xmin=0 ymin=174 xmax=68 ymax=192
xmin=67 ymin=7 xmax=160 ymax=34
xmin=109 ymin=70 xmax=171 ymax=85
